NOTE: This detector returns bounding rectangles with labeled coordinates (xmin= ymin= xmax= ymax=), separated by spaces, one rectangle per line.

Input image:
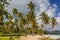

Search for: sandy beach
xmin=19 ymin=35 xmax=60 ymax=40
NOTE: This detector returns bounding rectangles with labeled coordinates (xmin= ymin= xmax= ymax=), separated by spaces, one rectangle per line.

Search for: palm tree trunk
xmin=32 ymin=27 xmax=34 ymax=36
xmin=21 ymin=27 xmax=24 ymax=36
xmin=49 ymin=28 xmax=54 ymax=37
xmin=9 ymin=32 xmax=12 ymax=40
xmin=51 ymin=28 xmax=53 ymax=35
xmin=25 ymin=28 xmax=27 ymax=36
xmin=41 ymin=29 xmax=43 ymax=36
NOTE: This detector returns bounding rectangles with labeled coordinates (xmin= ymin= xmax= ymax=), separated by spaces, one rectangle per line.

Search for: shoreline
xmin=44 ymin=34 xmax=60 ymax=39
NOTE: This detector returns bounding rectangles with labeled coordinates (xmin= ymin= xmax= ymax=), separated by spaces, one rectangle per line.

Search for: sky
xmin=6 ymin=0 xmax=60 ymax=31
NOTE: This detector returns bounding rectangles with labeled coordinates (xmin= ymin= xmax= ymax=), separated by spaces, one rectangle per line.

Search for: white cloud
xmin=58 ymin=12 xmax=60 ymax=17
xmin=6 ymin=0 xmax=29 ymax=14
xmin=6 ymin=0 xmax=39 ymax=14
xmin=46 ymin=4 xmax=57 ymax=17
xmin=56 ymin=17 xmax=60 ymax=23
xmin=6 ymin=0 xmax=57 ymax=16
xmin=38 ymin=0 xmax=50 ymax=12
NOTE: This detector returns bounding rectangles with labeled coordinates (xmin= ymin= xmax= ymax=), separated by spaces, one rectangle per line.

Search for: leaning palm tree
xmin=50 ymin=17 xmax=58 ymax=34
xmin=39 ymin=12 xmax=50 ymax=24
xmin=6 ymin=15 xmax=14 ymax=40
xmin=39 ymin=12 xmax=50 ymax=34
xmin=12 ymin=8 xmax=23 ymax=19
xmin=12 ymin=8 xmax=26 ymax=36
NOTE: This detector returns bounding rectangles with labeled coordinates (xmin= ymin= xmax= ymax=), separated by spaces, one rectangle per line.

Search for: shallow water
xmin=45 ymin=34 xmax=60 ymax=39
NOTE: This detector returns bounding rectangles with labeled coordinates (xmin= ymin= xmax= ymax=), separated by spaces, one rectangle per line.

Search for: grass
xmin=0 ymin=33 xmax=20 ymax=40
xmin=39 ymin=37 xmax=54 ymax=40
xmin=0 ymin=36 xmax=20 ymax=40
xmin=0 ymin=34 xmax=20 ymax=37
xmin=0 ymin=36 xmax=10 ymax=40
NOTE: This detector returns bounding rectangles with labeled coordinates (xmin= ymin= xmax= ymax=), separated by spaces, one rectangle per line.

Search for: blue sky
xmin=50 ymin=0 xmax=60 ymax=17
xmin=6 ymin=0 xmax=60 ymax=31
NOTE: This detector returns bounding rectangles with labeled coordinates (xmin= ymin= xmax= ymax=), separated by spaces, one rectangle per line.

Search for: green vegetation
xmin=0 ymin=37 xmax=9 ymax=40
xmin=0 ymin=36 xmax=18 ymax=40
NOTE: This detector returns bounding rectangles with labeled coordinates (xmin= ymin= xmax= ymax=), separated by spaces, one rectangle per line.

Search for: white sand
xmin=19 ymin=35 xmax=60 ymax=40
xmin=20 ymin=35 xmax=41 ymax=40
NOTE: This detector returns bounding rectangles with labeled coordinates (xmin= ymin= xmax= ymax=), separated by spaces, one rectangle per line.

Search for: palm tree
xmin=40 ymin=24 xmax=44 ymax=36
xmin=0 ymin=10 xmax=9 ymax=34
xmin=28 ymin=1 xmax=35 ymax=11
xmin=0 ymin=0 xmax=9 ymax=5
xmin=12 ymin=8 xmax=21 ymax=33
xmin=27 ymin=1 xmax=37 ymax=35
xmin=13 ymin=8 xmax=27 ymax=36
xmin=4 ymin=21 xmax=9 ymax=33
xmin=17 ymin=12 xmax=22 ymax=17
xmin=6 ymin=15 xmax=14 ymax=40
xmin=0 ymin=0 xmax=10 ymax=33
xmin=39 ymin=12 xmax=50 ymax=35
xmin=50 ymin=17 xmax=58 ymax=34
xmin=39 ymin=12 xmax=50 ymax=24
xmin=0 ymin=0 xmax=9 ymax=25
xmin=12 ymin=8 xmax=27 ymax=36
xmin=14 ymin=18 xmax=18 ymax=33
xmin=20 ymin=17 xmax=27 ymax=36
xmin=12 ymin=8 xmax=18 ymax=15
xmin=0 ymin=9 xmax=9 ymax=25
